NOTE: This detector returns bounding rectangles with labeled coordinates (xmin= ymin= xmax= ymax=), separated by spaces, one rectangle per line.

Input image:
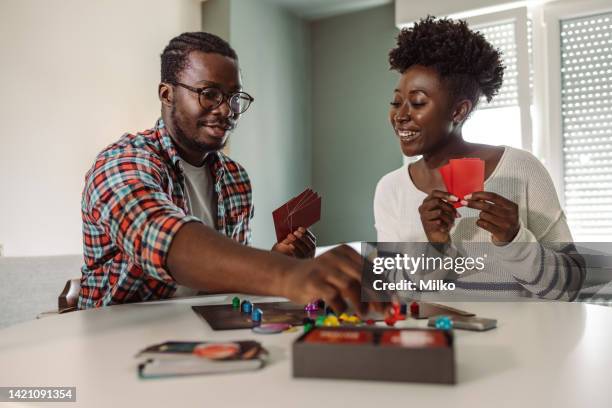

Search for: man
xmin=79 ymin=32 xmax=375 ymax=314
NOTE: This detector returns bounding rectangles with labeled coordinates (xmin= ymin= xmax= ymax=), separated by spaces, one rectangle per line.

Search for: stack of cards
xmin=438 ymin=158 xmax=485 ymax=207
xmin=272 ymin=189 xmax=321 ymax=242
xmin=136 ymin=341 xmax=268 ymax=379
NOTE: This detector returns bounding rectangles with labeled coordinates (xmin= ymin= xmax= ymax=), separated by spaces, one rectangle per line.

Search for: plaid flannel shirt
xmin=78 ymin=119 xmax=253 ymax=309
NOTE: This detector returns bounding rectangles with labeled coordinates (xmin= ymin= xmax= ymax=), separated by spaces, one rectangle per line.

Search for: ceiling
xmin=267 ymin=0 xmax=393 ymax=20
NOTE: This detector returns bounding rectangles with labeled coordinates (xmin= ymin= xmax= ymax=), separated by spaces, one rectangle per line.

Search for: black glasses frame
xmin=173 ymin=82 xmax=254 ymax=114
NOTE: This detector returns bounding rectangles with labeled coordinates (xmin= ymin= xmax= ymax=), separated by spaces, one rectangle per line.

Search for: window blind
xmin=561 ymin=12 xmax=612 ymax=241
xmin=475 ymin=21 xmax=518 ymax=109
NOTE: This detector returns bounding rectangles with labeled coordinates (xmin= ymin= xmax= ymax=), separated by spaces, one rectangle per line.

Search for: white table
xmin=1 ymin=295 xmax=611 ymax=408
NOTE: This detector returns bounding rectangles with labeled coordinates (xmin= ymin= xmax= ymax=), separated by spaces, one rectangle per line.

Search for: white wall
xmin=0 ymin=0 xmax=201 ymax=257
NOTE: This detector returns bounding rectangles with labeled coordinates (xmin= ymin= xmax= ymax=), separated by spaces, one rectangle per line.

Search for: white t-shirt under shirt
xmin=373 ymin=146 xmax=584 ymax=300
xmin=173 ymin=155 xmax=218 ymax=298
xmin=180 ymin=157 xmax=217 ymax=229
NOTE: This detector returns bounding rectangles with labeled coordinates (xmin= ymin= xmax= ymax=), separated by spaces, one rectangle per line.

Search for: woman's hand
xmin=418 ymin=190 xmax=459 ymax=243
xmin=464 ymin=192 xmax=520 ymax=245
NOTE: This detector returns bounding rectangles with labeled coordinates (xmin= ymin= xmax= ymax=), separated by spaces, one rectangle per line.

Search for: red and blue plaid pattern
xmin=78 ymin=119 xmax=253 ymax=309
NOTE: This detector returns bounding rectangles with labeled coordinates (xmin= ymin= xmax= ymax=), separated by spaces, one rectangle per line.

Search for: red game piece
xmin=410 ymin=301 xmax=419 ymax=317
xmin=385 ymin=317 xmax=397 ymax=327
xmin=366 ymin=319 xmax=375 ymax=325
xmin=391 ymin=303 xmax=400 ymax=317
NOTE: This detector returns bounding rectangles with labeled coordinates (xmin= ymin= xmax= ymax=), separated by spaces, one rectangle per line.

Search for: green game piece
xmin=304 ymin=322 xmax=314 ymax=333
xmin=315 ymin=315 xmax=326 ymax=327
xmin=232 ymin=296 xmax=240 ymax=309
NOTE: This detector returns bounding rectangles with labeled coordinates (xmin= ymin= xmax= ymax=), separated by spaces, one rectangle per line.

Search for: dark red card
xmin=273 ymin=189 xmax=322 ymax=242
xmin=287 ymin=196 xmax=321 ymax=235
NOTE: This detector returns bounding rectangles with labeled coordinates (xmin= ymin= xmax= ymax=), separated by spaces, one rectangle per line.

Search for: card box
xmin=292 ymin=327 xmax=455 ymax=384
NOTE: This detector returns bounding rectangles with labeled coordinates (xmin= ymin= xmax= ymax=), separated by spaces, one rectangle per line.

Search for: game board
xmin=193 ymin=302 xmax=323 ymax=330
xmin=192 ymin=300 xmax=476 ymax=330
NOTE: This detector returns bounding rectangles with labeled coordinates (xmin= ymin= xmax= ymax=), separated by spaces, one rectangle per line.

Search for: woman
xmin=374 ymin=17 xmax=584 ymax=300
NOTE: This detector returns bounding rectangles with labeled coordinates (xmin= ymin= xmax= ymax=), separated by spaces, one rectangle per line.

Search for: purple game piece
xmin=304 ymin=302 xmax=318 ymax=312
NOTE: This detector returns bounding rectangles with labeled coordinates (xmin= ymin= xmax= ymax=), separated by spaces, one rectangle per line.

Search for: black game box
xmin=292 ymin=326 xmax=455 ymax=384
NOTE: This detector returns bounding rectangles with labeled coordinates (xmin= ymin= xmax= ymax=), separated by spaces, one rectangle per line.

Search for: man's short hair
xmin=161 ymin=32 xmax=238 ymax=84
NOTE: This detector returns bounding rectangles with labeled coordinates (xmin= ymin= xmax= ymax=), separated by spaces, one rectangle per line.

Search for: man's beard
xmin=170 ymin=105 xmax=229 ymax=152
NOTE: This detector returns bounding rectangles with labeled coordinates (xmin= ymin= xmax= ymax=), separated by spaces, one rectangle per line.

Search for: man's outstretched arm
xmin=168 ymin=222 xmax=373 ymax=314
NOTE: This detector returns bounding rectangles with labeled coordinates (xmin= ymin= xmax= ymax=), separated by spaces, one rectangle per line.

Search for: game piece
xmin=400 ymin=303 xmax=407 ymax=315
xmin=251 ymin=308 xmax=263 ymax=324
xmin=252 ymin=323 xmax=290 ymax=334
xmin=339 ymin=313 xmax=349 ymax=321
xmin=434 ymin=316 xmax=453 ymax=330
xmin=323 ymin=316 xmax=340 ymax=327
xmin=410 ymin=301 xmax=419 ymax=316
xmin=304 ymin=302 xmax=318 ymax=312
xmin=345 ymin=315 xmax=361 ymax=324
xmin=366 ymin=319 xmax=375 ymax=325
xmin=325 ymin=306 xmax=335 ymax=315
xmin=315 ymin=316 xmax=326 ymax=327
xmin=303 ymin=322 xmax=314 ymax=333
xmin=391 ymin=302 xmax=401 ymax=318
xmin=385 ymin=316 xmax=397 ymax=327
xmin=242 ymin=301 xmax=253 ymax=314
xmin=232 ymin=297 xmax=240 ymax=309
xmin=316 ymin=299 xmax=325 ymax=309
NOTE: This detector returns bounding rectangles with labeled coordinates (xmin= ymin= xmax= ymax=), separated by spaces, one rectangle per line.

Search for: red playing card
xmin=273 ymin=189 xmax=322 ymax=242
xmin=439 ymin=162 xmax=460 ymax=208
xmin=439 ymin=163 xmax=453 ymax=193
xmin=449 ymin=158 xmax=484 ymax=201
xmin=438 ymin=158 xmax=484 ymax=208
xmin=287 ymin=191 xmax=317 ymax=218
xmin=287 ymin=196 xmax=321 ymax=234
xmin=272 ymin=190 xmax=314 ymax=240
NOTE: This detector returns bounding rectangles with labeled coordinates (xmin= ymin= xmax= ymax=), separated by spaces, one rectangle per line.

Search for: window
xmin=462 ymin=9 xmax=533 ymax=151
xmin=560 ymin=12 xmax=612 ymax=241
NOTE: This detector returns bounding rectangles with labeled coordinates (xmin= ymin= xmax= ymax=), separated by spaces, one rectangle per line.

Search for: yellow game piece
xmin=339 ymin=313 xmax=349 ymax=321
xmin=345 ymin=315 xmax=361 ymax=324
xmin=323 ymin=316 xmax=340 ymax=326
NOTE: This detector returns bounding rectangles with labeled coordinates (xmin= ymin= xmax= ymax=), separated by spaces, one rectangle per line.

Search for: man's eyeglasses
xmin=174 ymin=83 xmax=254 ymax=115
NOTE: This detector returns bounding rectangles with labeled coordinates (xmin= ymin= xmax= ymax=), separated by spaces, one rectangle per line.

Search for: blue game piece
xmin=242 ymin=301 xmax=252 ymax=314
xmin=435 ymin=316 xmax=453 ymax=330
xmin=251 ymin=308 xmax=263 ymax=324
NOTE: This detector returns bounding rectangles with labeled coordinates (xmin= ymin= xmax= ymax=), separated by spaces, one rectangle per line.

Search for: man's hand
xmin=272 ymin=227 xmax=316 ymax=258
xmin=464 ymin=191 xmax=520 ymax=245
xmin=418 ymin=190 xmax=459 ymax=243
xmin=280 ymin=244 xmax=386 ymax=316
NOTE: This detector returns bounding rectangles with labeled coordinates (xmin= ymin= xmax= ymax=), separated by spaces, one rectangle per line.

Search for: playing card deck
xmin=272 ymin=188 xmax=321 ymax=242
xmin=438 ymin=158 xmax=485 ymax=208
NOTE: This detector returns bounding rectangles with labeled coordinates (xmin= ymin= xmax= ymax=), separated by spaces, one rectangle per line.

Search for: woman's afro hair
xmin=389 ymin=16 xmax=504 ymax=105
